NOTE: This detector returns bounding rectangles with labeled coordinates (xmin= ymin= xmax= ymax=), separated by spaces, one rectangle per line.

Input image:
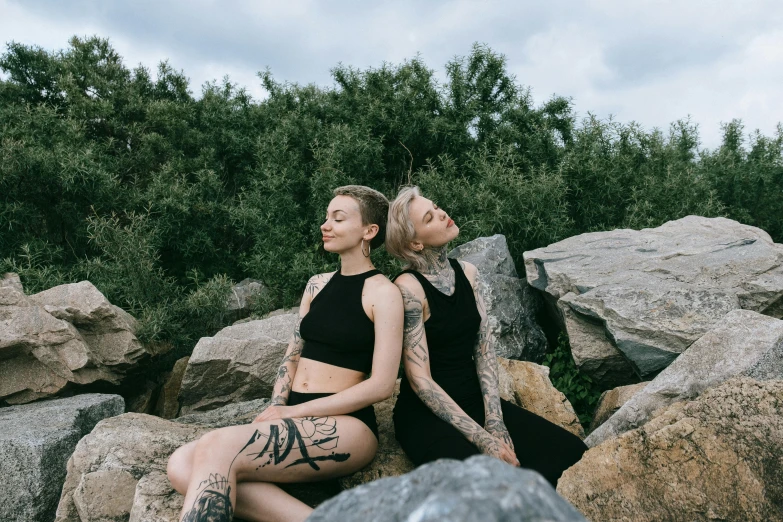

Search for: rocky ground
xmin=2 ymin=224 xmax=782 ymax=521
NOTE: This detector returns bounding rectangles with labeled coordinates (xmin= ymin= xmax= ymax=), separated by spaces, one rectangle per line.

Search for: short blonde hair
xmin=386 ymin=186 xmax=440 ymax=271
xmin=333 ymin=185 xmax=389 ymax=249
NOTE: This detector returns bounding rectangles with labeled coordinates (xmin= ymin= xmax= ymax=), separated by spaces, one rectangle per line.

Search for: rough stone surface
xmin=338 ymin=380 xmax=415 ymax=490
xmin=310 ymin=455 xmax=587 ymax=522
xmin=588 ymin=382 xmax=649 ymax=434
xmin=0 ymin=394 xmax=124 ymax=522
xmin=1 ymin=277 xmax=152 ymax=404
xmin=451 ymin=235 xmax=547 ymax=361
xmin=225 ymin=278 xmax=268 ymax=320
xmin=524 ymin=216 xmax=783 ymax=385
xmin=586 ymin=309 xmax=783 ymax=446
xmin=55 ymin=399 xmax=345 ymax=521
xmin=178 ymin=311 xmax=297 ymax=414
xmin=154 ymin=356 xmax=190 ymax=419
xmin=559 ymin=378 xmax=783 ymax=522
xmin=497 ymin=358 xmax=584 ymax=438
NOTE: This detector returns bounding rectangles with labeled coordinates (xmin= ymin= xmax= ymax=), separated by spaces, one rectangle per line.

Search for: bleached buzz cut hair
xmin=332 ymin=185 xmax=389 ymax=249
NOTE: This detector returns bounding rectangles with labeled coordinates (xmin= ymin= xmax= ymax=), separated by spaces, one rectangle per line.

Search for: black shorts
xmin=287 ymin=390 xmax=379 ymax=440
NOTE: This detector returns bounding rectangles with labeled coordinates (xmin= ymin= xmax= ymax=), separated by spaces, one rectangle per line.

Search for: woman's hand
xmin=252 ymin=405 xmax=298 ymax=424
xmin=475 ymin=430 xmax=519 ymax=467
xmin=485 ymin=415 xmax=515 ymax=452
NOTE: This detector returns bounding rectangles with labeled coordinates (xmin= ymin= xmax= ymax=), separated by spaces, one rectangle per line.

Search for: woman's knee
xmin=167 ymin=442 xmax=196 ymax=494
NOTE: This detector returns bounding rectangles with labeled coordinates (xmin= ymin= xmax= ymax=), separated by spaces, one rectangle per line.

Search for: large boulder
xmin=310 ymin=455 xmax=587 ymax=522
xmin=54 ymin=398 xmax=347 ymax=522
xmin=497 ymin=358 xmax=584 ymax=438
xmin=559 ymin=378 xmax=783 ymax=522
xmin=586 ymin=309 xmax=783 ymax=446
xmin=0 ymin=276 xmax=152 ymax=404
xmin=451 ymin=235 xmax=547 ymax=361
xmin=178 ymin=312 xmax=297 ymax=414
xmin=0 ymin=394 xmax=124 ymax=522
xmin=588 ymin=381 xmax=648 ymax=434
xmin=524 ymin=216 xmax=783 ymax=386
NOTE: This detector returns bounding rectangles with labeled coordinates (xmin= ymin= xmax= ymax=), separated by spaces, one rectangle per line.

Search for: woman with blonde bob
xmin=386 ymin=186 xmax=586 ymax=486
xmin=167 ymin=185 xmax=403 ymax=522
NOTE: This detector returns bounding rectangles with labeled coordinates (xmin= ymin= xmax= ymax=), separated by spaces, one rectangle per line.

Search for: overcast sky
xmin=2 ymin=0 xmax=782 ymax=149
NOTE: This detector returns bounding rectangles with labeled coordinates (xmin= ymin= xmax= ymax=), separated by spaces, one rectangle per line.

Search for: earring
xmin=362 ymin=239 xmax=371 ymax=257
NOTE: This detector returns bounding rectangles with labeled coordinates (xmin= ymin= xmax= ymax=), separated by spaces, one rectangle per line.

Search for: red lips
xmin=447 ymin=219 xmax=454 ymax=227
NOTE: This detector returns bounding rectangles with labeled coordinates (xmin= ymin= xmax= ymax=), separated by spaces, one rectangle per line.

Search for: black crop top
xmin=299 ymin=269 xmax=380 ymax=373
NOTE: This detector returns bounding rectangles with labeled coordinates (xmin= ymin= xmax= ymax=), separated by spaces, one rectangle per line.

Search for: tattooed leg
xmin=178 ymin=415 xmax=376 ymax=522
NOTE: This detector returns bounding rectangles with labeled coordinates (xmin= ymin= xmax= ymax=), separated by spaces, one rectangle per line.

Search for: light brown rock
xmin=558 ymin=378 xmax=783 ymax=522
xmin=155 ymin=356 xmax=190 ymax=419
xmin=128 ymin=472 xmax=181 ymax=522
xmin=588 ymin=382 xmax=648 ymax=434
xmin=1 ymin=278 xmax=154 ymax=404
xmin=497 ymin=357 xmax=585 ymax=438
xmin=178 ymin=312 xmax=297 ymax=414
xmin=73 ymin=470 xmax=138 ymax=521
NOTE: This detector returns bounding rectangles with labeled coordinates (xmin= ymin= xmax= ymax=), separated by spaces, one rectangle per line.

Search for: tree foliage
xmin=2 ymin=37 xmax=781 ymax=406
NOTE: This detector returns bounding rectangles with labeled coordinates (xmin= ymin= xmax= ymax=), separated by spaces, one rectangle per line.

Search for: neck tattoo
xmin=423 ymin=246 xmax=455 ymax=296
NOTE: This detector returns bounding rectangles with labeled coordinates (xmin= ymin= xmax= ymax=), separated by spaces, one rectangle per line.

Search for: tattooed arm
xmin=396 ymin=275 xmax=518 ymax=466
xmin=268 ymin=273 xmax=329 ymax=406
xmin=463 ymin=262 xmax=514 ymax=451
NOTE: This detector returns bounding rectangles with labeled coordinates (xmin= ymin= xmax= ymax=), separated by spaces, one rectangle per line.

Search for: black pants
xmin=393 ymin=394 xmax=587 ymax=486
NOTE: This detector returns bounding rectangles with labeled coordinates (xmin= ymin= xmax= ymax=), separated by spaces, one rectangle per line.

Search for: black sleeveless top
xmin=299 ymin=269 xmax=380 ymax=374
xmin=394 ymin=259 xmax=482 ymax=401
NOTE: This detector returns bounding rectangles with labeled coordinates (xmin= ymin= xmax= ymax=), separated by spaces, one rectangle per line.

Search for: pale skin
xmin=395 ymin=195 xmax=519 ymax=467
xmin=167 ymin=194 xmax=403 ymax=522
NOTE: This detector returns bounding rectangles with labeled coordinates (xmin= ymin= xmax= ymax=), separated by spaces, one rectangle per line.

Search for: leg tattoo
xmin=247 ymin=417 xmax=350 ymax=471
xmin=181 ymin=473 xmax=233 ymax=522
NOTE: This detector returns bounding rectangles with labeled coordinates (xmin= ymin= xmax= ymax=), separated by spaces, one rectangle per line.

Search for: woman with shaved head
xmin=167 ymin=186 xmax=403 ymax=522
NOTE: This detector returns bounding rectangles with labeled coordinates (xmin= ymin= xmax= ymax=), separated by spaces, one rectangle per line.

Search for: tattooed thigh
xmin=228 ymin=416 xmax=377 ymax=483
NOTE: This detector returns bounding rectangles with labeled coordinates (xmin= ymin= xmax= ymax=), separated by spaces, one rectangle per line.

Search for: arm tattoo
xmin=399 ymin=285 xmax=428 ymax=369
xmin=472 ymin=276 xmax=512 ymax=445
xmin=270 ymin=315 xmax=304 ymax=406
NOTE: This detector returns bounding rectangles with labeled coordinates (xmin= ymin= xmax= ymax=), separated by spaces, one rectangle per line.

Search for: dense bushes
xmin=2 ymin=37 xmax=782 ymax=401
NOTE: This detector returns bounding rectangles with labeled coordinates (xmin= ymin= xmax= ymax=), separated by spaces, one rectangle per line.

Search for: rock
xmin=30 ymin=281 xmax=150 ymax=369
xmin=310 ymin=455 xmax=587 ymax=522
xmin=588 ymin=382 xmax=648 ymax=434
xmin=55 ymin=413 xmax=203 ymax=522
xmin=497 ymin=358 xmax=584 ymax=438
xmin=1 ymin=277 xmax=152 ymax=404
xmin=558 ymin=378 xmax=783 ymax=522
xmin=2 ymin=272 xmax=24 ymax=294
xmin=524 ymin=216 xmax=783 ymax=385
xmin=586 ymin=309 xmax=783 ymax=446
xmin=451 ymin=235 xmax=547 ymax=361
xmin=338 ymin=380 xmax=414 ymax=489
xmin=226 ymin=278 xmax=268 ymax=320
xmin=178 ymin=311 xmax=297 ymax=414
xmin=0 ymin=394 xmax=124 ymax=522
xmin=73 ymin=469 xmax=138 ymax=521
xmin=154 ymin=356 xmax=190 ymax=419
xmin=125 ymin=379 xmax=159 ymax=414
xmin=55 ymin=399 xmax=341 ymax=521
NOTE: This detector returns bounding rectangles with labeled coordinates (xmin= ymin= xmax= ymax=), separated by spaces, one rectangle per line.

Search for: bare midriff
xmin=291 ymin=357 xmax=366 ymax=393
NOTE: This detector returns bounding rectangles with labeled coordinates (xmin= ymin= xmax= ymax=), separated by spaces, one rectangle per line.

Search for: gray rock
xmin=178 ymin=312 xmax=296 ymax=414
xmin=451 ymin=235 xmax=547 ymax=361
xmin=174 ymin=398 xmax=269 ymax=427
xmin=524 ymin=216 xmax=783 ymax=385
xmin=226 ymin=278 xmax=268 ymax=320
xmin=309 ymin=455 xmax=587 ymax=522
xmin=0 ymin=394 xmax=124 ymax=522
xmin=586 ymin=309 xmax=783 ymax=446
